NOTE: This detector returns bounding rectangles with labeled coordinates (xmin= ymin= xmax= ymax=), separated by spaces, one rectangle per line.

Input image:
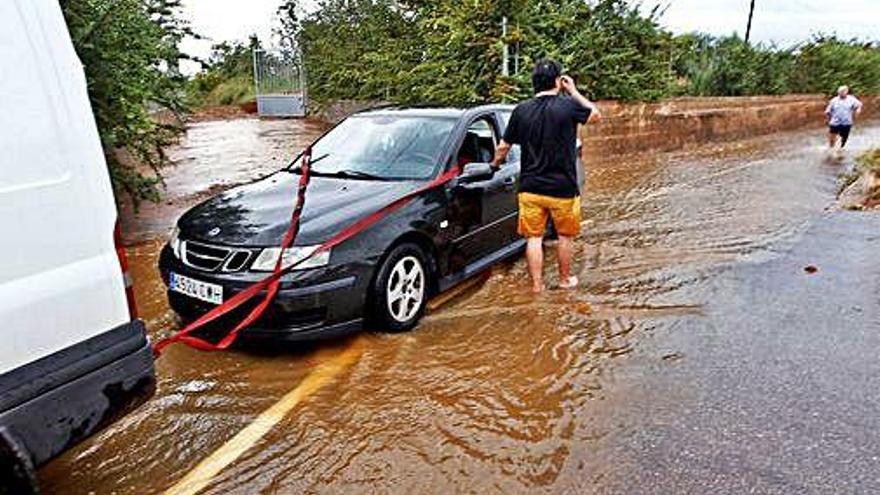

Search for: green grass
xmin=840 ymin=148 xmax=880 ymax=207
xmin=857 ymin=148 xmax=880 ymax=174
xmin=843 ymin=148 xmax=878 ymax=185
xmin=189 ymin=76 xmax=255 ymax=107
xmin=859 ymin=149 xmax=880 ymax=204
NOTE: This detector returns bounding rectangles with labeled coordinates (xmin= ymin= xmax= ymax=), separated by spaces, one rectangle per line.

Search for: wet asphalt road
xmin=575 ymin=212 xmax=880 ymax=494
xmin=39 ymin=118 xmax=880 ymax=494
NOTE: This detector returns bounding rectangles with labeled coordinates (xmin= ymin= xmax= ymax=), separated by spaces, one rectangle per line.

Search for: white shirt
xmin=826 ymin=96 xmax=863 ymax=126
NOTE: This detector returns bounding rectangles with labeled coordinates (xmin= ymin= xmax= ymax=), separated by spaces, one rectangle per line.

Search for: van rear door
xmin=0 ymin=3 xmax=155 ymax=484
xmin=0 ymin=0 xmax=131 ymax=374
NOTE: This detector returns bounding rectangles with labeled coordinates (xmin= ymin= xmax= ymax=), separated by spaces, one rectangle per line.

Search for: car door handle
xmin=503 ymin=177 xmax=515 ymax=186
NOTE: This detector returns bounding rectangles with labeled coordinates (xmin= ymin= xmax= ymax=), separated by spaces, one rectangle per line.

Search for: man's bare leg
xmin=828 ymin=132 xmax=837 ymax=148
xmin=526 ymin=237 xmax=544 ymax=293
xmin=557 ymin=235 xmax=578 ymax=288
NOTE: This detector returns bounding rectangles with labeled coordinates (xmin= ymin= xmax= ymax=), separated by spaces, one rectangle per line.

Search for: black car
xmin=159 ymin=104 xmax=528 ymax=340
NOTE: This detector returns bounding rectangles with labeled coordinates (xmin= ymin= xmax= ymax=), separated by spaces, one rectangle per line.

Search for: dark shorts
xmin=829 ymin=124 xmax=852 ymax=144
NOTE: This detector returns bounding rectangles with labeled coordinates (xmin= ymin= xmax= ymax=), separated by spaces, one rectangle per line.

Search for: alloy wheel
xmin=386 ymin=255 xmax=425 ymax=323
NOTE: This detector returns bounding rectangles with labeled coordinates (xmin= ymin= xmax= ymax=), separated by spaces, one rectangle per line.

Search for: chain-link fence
xmin=253 ymin=49 xmax=307 ymax=117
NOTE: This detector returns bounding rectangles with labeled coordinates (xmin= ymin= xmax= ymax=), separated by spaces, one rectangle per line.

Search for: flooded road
xmin=118 ymin=117 xmax=330 ymax=244
xmin=40 ymin=118 xmax=880 ymax=494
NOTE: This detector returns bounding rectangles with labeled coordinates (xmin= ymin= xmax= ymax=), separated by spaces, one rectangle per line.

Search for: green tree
xmin=279 ymin=0 xmax=422 ymax=106
xmin=533 ymin=0 xmax=674 ymax=101
xmin=61 ymin=0 xmax=191 ymax=204
xmin=188 ymin=37 xmax=260 ymax=106
xmin=390 ymin=0 xmax=514 ymax=103
xmin=278 ymin=0 xmax=675 ymax=106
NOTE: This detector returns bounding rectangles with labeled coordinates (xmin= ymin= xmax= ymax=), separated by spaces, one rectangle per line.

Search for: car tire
xmin=369 ymin=243 xmax=430 ymax=332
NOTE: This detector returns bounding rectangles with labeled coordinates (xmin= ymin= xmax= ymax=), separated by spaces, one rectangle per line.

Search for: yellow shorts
xmin=517 ymin=192 xmax=581 ymax=238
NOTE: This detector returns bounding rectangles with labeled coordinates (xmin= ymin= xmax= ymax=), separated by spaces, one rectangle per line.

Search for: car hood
xmin=178 ymin=173 xmax=422 ymax=246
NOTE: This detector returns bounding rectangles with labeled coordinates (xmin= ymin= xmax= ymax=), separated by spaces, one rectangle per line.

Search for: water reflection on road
xmin=39 ymin=118 xmax=880 ymax=494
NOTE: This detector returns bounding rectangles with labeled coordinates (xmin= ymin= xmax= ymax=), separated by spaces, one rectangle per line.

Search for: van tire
xmin=0 ymin=428 xmax=38 ymax=495
xmin=369 ymin=243 xmax=430 ymax=332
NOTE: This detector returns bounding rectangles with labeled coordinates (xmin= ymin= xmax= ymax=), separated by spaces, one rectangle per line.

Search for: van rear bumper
xmin=0 ymin=320 xmax=155 ymax=469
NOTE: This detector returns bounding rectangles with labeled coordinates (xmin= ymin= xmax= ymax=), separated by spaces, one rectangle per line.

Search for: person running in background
xmin=826 ymin=85 xmax=863 ymax=149
xmin=491 ymin=59 xmax=601 ymax=293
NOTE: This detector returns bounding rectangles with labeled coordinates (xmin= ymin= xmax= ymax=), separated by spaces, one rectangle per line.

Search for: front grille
xmin=181 ymin=240 xmax=254 ymax=272
xmin=225 ymin=250 xmax=252 ymax=271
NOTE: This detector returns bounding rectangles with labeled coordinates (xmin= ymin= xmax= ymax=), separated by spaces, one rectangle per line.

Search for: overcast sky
xmin=178 ymin=0 xmax=880 ymax=74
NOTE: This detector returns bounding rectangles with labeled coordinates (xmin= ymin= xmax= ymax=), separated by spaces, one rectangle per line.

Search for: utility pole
xmin=501 ymin=16 xmax=509 ymax=77
xmin=745 ymin=0 xmax=755 ymax=44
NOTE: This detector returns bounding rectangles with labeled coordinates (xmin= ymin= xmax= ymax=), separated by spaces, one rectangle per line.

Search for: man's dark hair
xmin=532 ymin=59 xmax=562 ymax=93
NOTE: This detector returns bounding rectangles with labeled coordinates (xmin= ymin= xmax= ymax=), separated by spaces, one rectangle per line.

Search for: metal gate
xmin=252 ymin=49 xmax=307 ymax=117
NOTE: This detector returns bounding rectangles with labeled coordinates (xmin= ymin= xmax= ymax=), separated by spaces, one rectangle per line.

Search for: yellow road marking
xmin=164 ymin=341 xmax=364 ymax=495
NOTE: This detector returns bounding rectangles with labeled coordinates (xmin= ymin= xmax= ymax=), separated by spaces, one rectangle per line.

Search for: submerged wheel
xmin=370 ymin=243 xmax=429 ymax=332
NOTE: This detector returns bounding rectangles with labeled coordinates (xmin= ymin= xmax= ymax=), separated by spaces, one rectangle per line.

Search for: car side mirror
xmin=459 ymin=162 xmax=494 ymax=183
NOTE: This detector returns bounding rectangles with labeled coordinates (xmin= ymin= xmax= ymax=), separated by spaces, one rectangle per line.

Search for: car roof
xmin=354 ymin=103 xmax=516 ymax=119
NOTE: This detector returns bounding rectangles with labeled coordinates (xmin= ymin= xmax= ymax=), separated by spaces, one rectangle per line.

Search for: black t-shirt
xmin=503 ymin=95 xmax=591 ymax=198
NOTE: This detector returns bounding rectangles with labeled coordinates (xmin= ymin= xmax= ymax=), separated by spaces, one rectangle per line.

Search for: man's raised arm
xmin=560 ymin=75 xmax=602 ymax=123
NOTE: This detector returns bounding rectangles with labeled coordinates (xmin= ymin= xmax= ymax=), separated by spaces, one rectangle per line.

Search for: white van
xmin=0 ymin=0 xmax=155 ymax=490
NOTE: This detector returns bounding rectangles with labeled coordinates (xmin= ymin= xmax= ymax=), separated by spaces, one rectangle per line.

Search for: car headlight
xmin=250 ymin=245 xmax=330 ymax=272
xmin=169 ymin=226 xmax=182 ymax=258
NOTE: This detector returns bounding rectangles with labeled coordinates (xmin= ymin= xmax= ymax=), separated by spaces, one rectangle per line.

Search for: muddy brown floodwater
xmin=40 ymin=118 xmax=880 ymax=494
xmin=118 ymin=117 xmax=331 ymax=244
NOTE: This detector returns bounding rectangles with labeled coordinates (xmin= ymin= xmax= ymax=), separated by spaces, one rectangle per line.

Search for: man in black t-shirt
xmin=491 ymin=59 xmax=601 ymax=293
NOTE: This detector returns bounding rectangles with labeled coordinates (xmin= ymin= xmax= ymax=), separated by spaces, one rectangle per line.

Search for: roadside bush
xmin=673 ymin=34 xmax=794 ymax=96
xmin=792 ymin=36 xmax=880 ymax=96
xmin=61 ymin=0 xmax=191 ymax=205
xmin=671 ymin=35 xmax=880 ymax=98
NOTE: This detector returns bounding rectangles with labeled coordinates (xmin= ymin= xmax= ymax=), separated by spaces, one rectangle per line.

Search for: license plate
xmin=169 ymin=272 xmax=223 ymax=305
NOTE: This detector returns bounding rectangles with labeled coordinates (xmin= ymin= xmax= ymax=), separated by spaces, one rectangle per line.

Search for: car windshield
xmin=305 ymin=115 xmax=457 ymax=180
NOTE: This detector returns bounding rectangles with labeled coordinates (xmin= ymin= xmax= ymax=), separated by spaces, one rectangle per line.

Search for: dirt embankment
xmin=581 ymin=94 xmax=880 ymax=157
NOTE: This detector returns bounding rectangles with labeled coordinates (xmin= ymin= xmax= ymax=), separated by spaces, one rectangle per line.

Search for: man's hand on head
xmin=560 ymin=75 xmax=578 ymax=95
xmin=561 ymin=75 xmax=602 ymax=123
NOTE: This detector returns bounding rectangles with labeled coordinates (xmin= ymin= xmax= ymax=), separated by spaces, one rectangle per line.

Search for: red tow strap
xmin=152 ymin=153 xmax=460 ymax=358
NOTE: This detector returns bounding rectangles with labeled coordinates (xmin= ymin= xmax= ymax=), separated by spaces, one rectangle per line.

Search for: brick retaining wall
xmin=315 ymin=94 xmax=878 ymax=157
xmin=581 ymin=94 xmax=879 ymax=157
